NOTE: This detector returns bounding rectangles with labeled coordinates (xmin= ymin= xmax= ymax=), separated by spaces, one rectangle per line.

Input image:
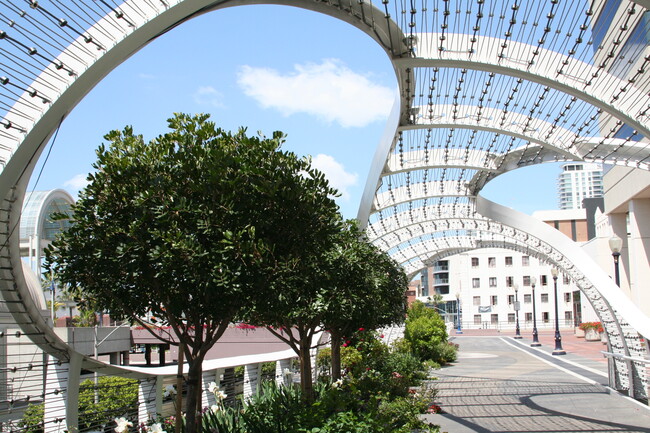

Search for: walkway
xmin=423 ymin=332 xmax=650 ymax=432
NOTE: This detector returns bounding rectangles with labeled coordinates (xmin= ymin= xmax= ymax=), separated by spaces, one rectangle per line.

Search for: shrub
xmin=78 ymin=376 xmax=138 ymax=430
xmin=378 ymin=396 xmax=438 ymax=433
xmin=313 ymin=410 xmax=380 ymax=433
xmin=18 ymin=402 xmax=44 ymax=433
xmin=239 ymin=381 xmax=304 ymax=433
xmin=403 ymin=301 xmax=453 ymax=364
xmin=383 ymin=351 xmax=426 ymax=385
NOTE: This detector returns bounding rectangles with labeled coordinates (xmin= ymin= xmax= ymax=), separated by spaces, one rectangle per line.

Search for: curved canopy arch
xmin=0 ymin=0 xmax=647 ymax=402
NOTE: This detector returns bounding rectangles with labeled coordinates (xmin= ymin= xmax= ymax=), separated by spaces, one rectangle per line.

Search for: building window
xmin=564 ymin=292 xmax=571 ymax=303
xmin=563 ymin=275 xmax=570 ymax=285
xmin=508 ymin=313 xmax=515 ymax=323
xmin=474 ymin=315 xmax=481 ymax=325
xmin=473 ymin=296 xmax=480 ymax=306
xmin=508 ymin=295 xmax=514 ymax=305
xmin=522 ymin=256 xmax=529 ymax=266
xmin=505 ymin=256 xmax=513 ymax=266
xmin=565 ymin=311 xmax=573 ymax=323
xmin=472 ymin=278 xmax=480 ymax=288
xmin=471 ymin=257 xmax=479 ymax=267
xmin=540 ymin=275 xmax=548 ymax=286
xmin=525 ymin=312 xmax=532 ymax=322
xmin=506 ymin=276 xmax=514 ymax=287
xmin=541 ymin=294 xmax=549 ymax=303
xmin=491 ymin=314 xmax=498 ymax=325
xmin=489 ymin=277 xmax=497 ymax=287
xmin=488 ymin=257 xmax=496 ymax=268
xmin=524 ymin=294 xmax=532 ymax=303
xmin=542 ymin=312 xmax=550 ymax=323
xmin=491 ymin=295 xmax=498 ymax=306
xmin=523 ymin=276 xmax=531 ymax=286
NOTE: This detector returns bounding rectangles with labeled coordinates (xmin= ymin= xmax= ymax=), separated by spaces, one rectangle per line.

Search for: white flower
xmin=148 ymin=423 xmax=166 ymax=433
xmin=210 ymin=404 xmax=220 ymax=413
xmin=208 ymin=381 xmax=218 ymax=394
xmin=114 ymin=417 xmax=133 ymax=433
xmin=216 ymin=390 xmax=227 ymax=400
xmin=163 ymin=384 xmax=176 ymax=398
xmin=283 ymin=368 xmax=292 ymax=376
xmin=332 ymin=378 xmax=344 ymax=389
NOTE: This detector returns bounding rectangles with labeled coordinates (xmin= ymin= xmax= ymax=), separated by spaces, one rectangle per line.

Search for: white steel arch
xmin=0 ymin=0 xmax=647 ymax=407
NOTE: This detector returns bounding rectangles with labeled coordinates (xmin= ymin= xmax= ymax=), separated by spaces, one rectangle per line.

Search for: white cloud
xmin=237 ymin=59 xmax=394 ymax=128
xmin=311 ymin=154 xmax=358 ymax=201
xmin=63 ymin=174 xmax=90 ymax=192
xmin=193 ymin=86 xmax=224 ymax=108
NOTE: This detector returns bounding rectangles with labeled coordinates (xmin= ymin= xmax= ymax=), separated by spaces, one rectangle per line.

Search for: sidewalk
xmin=451 ymin=328 xmax=608 ymax=372
xmin=423 ymin=335 xmax=650 ymax=432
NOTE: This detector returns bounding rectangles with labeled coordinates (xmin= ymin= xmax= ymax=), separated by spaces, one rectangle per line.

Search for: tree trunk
xmin=299 ymin=338 xmax=314 ymax=403
xmin=184 ymin=358 xmax=203 ymax=433
xmin=330 ymin=332 xmax=342 ymax=381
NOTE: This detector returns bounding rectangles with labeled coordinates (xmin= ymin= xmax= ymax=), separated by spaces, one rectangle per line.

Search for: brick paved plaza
xmin=424 ymin=334 xmax=650 ymax=433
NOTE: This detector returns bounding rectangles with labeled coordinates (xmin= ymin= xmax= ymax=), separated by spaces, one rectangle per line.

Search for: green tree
xmin=46 ymin=113 xmax=340 ymax=433
xmin=321 ymin=220 xmax=408 ymax=380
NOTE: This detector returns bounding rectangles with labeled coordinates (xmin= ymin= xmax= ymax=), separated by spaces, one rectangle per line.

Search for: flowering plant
xmin=579 ymin=322 xmax=603 ymax=333
xmin=114 ymin=417 xmax=133 ymax=433
xmin=162 ymin=384 xmax=176 ymax=399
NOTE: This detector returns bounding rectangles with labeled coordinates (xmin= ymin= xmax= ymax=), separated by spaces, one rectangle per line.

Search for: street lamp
xmin=513 ymin=283 xmax=522 ymax=339
xmin=551 ymin=268 xmax=566 ymax=355
xmin=609 ymin=234 xmax=623 ymax=287
xmin=455 ymin=292 xmax=463 ymax=335
xmin=530 ymin=276 xmax=541 ymax=347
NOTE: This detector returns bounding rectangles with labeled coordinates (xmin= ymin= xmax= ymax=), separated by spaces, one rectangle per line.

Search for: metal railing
xmin=601 ymin=351 xmax=650 ymax=404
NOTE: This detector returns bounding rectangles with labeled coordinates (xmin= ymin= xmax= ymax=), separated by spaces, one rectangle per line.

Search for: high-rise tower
xmin=557 ymin=163 xmax=604 ymax=210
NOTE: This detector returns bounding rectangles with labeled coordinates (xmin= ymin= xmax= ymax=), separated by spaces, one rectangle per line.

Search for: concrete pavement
xmin=423 ymin=334 xmax=650 ymax=432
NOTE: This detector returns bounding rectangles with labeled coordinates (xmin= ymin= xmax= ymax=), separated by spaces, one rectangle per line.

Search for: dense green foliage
xmin=19 ymin=377 xmax=139 ymax=433
xmin=78 ymin=376 xmax=139 ymax=430
xmin=196 ymin=333 xmax=439 ymax=433
xmin=142 ymin=331 xmax=440 ymax=433
xmin=402 ymin=301 xmax=458 ymax=364
xmin=18 ymin=403 xmax=44 ymax=433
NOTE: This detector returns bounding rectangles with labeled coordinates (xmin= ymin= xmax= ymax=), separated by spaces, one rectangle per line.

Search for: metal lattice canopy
xmin=0 ymin=0 xmax=648 ymax=400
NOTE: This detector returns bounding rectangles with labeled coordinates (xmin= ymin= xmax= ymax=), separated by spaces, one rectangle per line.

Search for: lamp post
xmin=513 ymin=283 xmax=522 ymax=339
xmin=530 ymin=276 xmax=541 ymax=347
xmin=609 ymin=234 xmax=623 ymax=287
xmin=551 ymin=268 xmax=566 ymax=355
xmin=455 ymin=292 xmax=463 ymax=334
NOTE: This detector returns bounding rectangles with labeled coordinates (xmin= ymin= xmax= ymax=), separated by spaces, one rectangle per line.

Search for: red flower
xmin=358 ymin=327 xmax=365 ymax=331
xmin=380 ymin=334 xmax=385 ymax=338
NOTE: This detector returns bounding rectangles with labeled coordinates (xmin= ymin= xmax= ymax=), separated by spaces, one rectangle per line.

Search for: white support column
xmin=44 ymin=357 xmax=68 ymax=433
xmin=201 ymin=370 xmax=219 ymax=409
xmin=627 ymin=199 xmax=650 ymax=315
xmin=66 ymin=352 xmax=82 ymax=433
xmin=138 ymin=376 xmax=163 ymax=424
xmin=44 ymin=353 xmax=81 ymax=433
xmin=275 ymin=359 xmax=292 ymax=387
xmin=243 ymin=363 xmax=261 ymax=398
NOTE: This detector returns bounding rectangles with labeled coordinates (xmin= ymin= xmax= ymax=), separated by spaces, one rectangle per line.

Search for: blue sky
xmin=27 ymin=5 xmax=562 ymax=219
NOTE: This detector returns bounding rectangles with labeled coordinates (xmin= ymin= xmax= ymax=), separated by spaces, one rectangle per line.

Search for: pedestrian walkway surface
xmin=423 ymin=333 xmax=650 ymax=432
